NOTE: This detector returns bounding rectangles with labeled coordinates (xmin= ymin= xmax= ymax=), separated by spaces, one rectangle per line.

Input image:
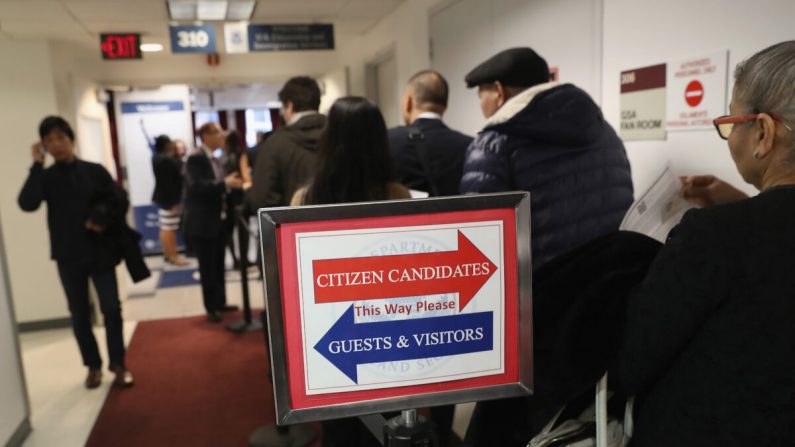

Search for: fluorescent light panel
xmin=197 ymin=0 xmax=227 ymax=20
xmin=167 ymin=0 xmax=255 ymax=21
xmin=167 ymin=1 xmax=196 ymax=20
xmin=226 ymin=1 xmax=255 ymax=20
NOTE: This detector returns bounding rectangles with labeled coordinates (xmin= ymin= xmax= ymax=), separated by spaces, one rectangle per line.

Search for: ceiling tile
xmin=82 ymin=20 xmax=172 ymax=37
xmin=0 ymin=1 xmax=72 ymax=21
xmin=338 ymin=0 xmax=402 ymax=19
xmin=64 ymin=1 xmax=168 ymax=21
xmin=333 ymin=18 xmax=377 ymax=35
xmin=2 ymin=19 xmax=90 ymax=39
xmin=251 ymin=1 xmax=345 ymax=20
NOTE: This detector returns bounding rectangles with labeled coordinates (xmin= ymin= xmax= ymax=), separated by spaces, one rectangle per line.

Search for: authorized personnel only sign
xmin=260 ymin=195 xmax=531 ymax=423
xmin=666 ymin=51 xmax=728 ymax=131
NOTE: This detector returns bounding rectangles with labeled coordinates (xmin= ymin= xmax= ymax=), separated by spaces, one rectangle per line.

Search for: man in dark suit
xmin=185 ymin=122 xmax=243 ymax=322
xmin=388 ymin=70 xmax=473 ymax=197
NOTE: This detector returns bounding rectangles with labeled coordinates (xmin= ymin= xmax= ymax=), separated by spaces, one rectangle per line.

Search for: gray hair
xmin=734 ymin=41 xmax=795 ymax=124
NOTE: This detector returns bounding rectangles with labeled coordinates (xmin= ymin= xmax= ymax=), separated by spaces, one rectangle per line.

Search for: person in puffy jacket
xmin=460 ymin=47 xmax=634 ymax=269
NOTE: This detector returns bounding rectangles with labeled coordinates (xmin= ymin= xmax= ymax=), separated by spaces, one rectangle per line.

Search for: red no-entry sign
xmin=685 ymin=80 xmax=704 ymax=107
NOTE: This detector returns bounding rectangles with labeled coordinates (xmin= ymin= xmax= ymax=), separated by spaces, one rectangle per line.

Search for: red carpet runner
xmin=86 ymin=313 xmax=321 ymax=447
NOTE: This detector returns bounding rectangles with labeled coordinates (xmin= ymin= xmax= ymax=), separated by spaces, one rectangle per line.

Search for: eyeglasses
xmin=713 ymin=113 xmax=793 ymax=140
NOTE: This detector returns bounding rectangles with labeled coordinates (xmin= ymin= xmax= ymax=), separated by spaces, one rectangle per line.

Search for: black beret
xmin=465 ymin=47 xmax=550 ymax=88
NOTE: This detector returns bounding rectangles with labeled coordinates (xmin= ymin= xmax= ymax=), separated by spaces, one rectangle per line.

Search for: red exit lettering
xmin=100 ymin=34 xmax=141 ymax=60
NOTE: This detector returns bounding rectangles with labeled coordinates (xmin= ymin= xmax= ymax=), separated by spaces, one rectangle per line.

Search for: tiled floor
xmin=18 ymin=256 xmax=473 ymax=446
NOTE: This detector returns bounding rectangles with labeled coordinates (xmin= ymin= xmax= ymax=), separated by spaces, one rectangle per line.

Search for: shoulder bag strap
xmin=407 ymin=126 xmax=440 ymax=197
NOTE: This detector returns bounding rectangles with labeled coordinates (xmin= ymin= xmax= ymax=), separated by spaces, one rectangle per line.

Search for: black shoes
xmin=85 ymin=368 xmax=102 ymax=389
xmin=207 ymin=305 xmax=237 ymax=322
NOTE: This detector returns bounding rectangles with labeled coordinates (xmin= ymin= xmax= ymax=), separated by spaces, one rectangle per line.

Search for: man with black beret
xmin=460 ymin=48 xmax=634 ymax=445
xmin=460 ymin=47 xmax=634 ymax=269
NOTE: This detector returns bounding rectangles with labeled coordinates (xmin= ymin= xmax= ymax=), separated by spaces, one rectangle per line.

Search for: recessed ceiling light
xmin=227 ymin=1 xmax=256 ymax=20
xmin=198 ymin=0 xmax=228 ymax=20
xmin=167 ymin=0 xmax=256 ymax=21
xmin=140 ymin=43 xmax=164 ymax=52
xmin=167 ymin=0 xmax=196 ymax=20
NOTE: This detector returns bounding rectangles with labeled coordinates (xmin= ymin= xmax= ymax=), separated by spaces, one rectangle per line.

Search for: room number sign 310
xmin=177 ymin=30 xmax=210 ymax=48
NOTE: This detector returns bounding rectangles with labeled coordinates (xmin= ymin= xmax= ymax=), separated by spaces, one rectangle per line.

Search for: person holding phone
xmin=18 ymin=116 xmax=134 ymax=389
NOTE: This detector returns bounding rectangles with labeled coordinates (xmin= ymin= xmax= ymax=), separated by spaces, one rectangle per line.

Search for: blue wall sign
xmin=248 ymin=24 xmax=334 ymax=52
xmin=170 ymin=24 xmax=217 ymax=54
xmin=120 ymin=101 xmax=185 ymax=114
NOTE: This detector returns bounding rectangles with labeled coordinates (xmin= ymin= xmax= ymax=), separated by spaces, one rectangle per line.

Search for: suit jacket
xmin=616 ymin=187 xmax=795 ymax=447
xmin=388 ymin=118 xmax=472 ymax=197
xmin=184 ymin=149 xmax=225 ymax=238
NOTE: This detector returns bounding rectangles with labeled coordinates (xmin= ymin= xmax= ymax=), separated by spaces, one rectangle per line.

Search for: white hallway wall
xmin=429 ymin=0 xmax=603 ymax=136
xmin=601 ymin=0 xmax=795 ymax=195
xmin=346 ymin=0 xmax=795 ymax=196
xmin=0 ymin=41 xmax=70 ymax=324
xmin=0 ymin=39 xmax=116 ymax=325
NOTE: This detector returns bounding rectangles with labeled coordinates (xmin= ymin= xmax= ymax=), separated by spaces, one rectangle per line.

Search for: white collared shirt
xmin=415 ymin=111 xmax=442 ymax=121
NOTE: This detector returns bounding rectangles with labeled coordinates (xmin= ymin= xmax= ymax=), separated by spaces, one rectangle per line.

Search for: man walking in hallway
xmin=389 ymin=70 xmax=472 ymax=197
xmin=18 ymin=116 xmax=134 ymax=389
xmin=460 ymin=47 xmax=634 ymax=269
xmin=184 ymin=122 xmax=243 ymax=323
xmin=247 ymin=76 xmax=326 ymax=209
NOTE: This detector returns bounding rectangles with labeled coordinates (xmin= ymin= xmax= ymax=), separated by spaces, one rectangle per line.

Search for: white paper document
xmin=620 ymin=167 xmax=695 ymax=242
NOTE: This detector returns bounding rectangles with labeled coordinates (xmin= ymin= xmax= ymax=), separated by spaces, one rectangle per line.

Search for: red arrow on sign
xmin=312 ymin=231 xmax=497 ymax=311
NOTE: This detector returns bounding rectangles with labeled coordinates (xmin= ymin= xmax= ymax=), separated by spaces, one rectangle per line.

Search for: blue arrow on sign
xmin=314 ymin=305 xmax=493 ymax=383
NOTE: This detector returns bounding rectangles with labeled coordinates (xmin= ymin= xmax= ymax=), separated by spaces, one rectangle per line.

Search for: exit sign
xmin=100 ymin=33 xmax=142 ymax=60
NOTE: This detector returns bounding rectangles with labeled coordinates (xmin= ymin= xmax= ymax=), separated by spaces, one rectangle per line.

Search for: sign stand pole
xmin=249 ymin=424 xmax=317 ymax=447
xmin=227 ymin=208 xmax=263 ymax=333
xmin=250 ymin=310 xmax=318 ymax=447
xmin=383 ymin=409 xmax=438 ymax=447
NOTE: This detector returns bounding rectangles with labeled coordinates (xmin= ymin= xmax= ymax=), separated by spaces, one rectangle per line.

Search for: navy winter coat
xmin=460 ymin=83 xmax=633 ymax=268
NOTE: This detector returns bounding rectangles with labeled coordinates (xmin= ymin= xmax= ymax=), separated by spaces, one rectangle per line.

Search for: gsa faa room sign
xmin=259 ymin=193 xmax=532 ymax=424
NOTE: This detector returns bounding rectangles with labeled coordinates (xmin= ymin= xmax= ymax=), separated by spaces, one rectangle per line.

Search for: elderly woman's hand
xmin=681 ymin=175 xmax=749 ymax=207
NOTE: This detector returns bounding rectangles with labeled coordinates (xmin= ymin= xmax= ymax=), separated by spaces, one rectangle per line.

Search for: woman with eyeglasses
xmin=615 ymin=41 xmax=795 ymax=446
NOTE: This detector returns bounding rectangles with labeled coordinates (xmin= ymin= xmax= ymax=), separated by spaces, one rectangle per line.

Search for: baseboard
xmin=5 ymin=418 xmax=31 ymax=447
xmin=18 ymin=317 xmax=72 ymax=333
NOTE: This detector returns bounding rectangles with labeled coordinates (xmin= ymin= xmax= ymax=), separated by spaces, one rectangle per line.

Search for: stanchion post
xmin=226 ymin=207 xmax=262 ymax=333
xmin=383 ymin=409 xmax=438 ymax=447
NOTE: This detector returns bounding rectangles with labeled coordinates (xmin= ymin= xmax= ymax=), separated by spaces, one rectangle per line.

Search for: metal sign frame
xmin=258 ymin=192 xmax=533 ymax=424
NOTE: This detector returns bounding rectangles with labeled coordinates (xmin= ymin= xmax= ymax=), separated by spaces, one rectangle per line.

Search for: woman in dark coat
xmin=291 ymin=97 xmax=409 ymax=447
xmin=151 ymin=135 xmax=187 ymax=266
xmin=616 ymin=41 xmax=795 ymax=447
